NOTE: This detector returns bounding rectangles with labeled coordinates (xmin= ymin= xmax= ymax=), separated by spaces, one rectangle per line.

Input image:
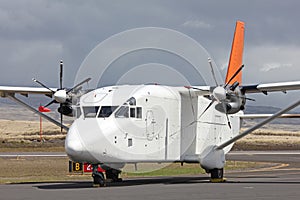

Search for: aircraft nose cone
xmin=65 ymin=123 xmax=85 ymax=161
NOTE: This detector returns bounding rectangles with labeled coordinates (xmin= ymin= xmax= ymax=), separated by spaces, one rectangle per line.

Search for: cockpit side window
xmin=130 ymin=107 xmax=136 ymax=118
xmin=127 ymin=97 xmax=136 ymax=106
xmin=83 ymin=106 xmax=100 ymax=118
xmin=115 ymin=106 xmax=129 ymax=118
xmin=75 ymin=106 xmax=82 ymax=118
xmin=136 ymin=107 xmax=142 ymax=118
xmin=98 ymin=106 xmax=118 ymax=118
xmin=115 ymin=97 xmax=142 ymax=119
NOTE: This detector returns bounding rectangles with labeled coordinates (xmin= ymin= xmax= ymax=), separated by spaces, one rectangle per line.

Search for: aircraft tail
xmin=225 ymin=21 xmax=245 ymax=85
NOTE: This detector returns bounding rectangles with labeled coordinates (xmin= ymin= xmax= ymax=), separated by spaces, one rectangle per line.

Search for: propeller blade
xmin=245 ymin=97 xmax=256 ymax=101
xmin=184 ymin=86 xmax=206 ymax=91
xmin=67 ymin=77 xmax=91 ymax=93
xmin=60 ymin=60 xmax=63 ymax=90
xmin=44 ymin=99 xmax=57 ymax=108
xmin=32 ymin=78 xmax=55 ymax=93
xmin=208 ymin=58 xmax=219 ymax=86
xmin=227 ymin=93 xmax=256 ymax=101
xmin=221 ymin=102 xmax=231 ymax=129
xmin=199 ymin=100 xmax=215 ymax=119
xmin=60 ymin=103 xmax=63 ymax=133
xmin=224 ymin=64 xmax=244 ymax=88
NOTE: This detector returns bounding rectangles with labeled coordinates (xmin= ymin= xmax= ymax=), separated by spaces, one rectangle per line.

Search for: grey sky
xmin=0 ymin=0 xmax=300 ymax=108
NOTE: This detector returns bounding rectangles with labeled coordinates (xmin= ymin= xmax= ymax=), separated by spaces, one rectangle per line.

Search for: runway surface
xmin=1 ymin=151 xmax=300 ymax=200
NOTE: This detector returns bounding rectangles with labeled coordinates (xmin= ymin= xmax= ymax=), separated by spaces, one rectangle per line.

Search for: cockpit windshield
xmin=82 ymin=97 xmax=141 ymax=119
xmin=82 ymin=106 xmax=118 ymax=118
xmin=83 ymin=106 xmax=99 ymax=118
xmin=98 ymin=106 xmax=118 ymax=118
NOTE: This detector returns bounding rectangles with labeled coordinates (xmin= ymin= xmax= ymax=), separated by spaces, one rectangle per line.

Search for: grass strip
xmin=0 ymin=157 xmax=269 ymax=184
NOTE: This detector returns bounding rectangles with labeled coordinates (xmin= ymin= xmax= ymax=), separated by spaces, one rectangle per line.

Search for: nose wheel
xmin=106 ymin=168 xmax=122 ymax=182
xmin=92 ymin=164 xmax=106 ymax=187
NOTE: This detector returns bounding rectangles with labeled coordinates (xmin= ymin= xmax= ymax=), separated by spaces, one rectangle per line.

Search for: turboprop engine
xmin=214 ymin=82 xmax=246 ymax=115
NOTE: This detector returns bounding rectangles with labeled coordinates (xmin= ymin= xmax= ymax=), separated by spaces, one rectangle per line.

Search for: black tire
xmin=93 ymin=172 xmax=105 ymax=187
xmin=106 ymin=169 xmax=122 ymax=182
xmin=210 ymin=168 xmax=223 ymax=179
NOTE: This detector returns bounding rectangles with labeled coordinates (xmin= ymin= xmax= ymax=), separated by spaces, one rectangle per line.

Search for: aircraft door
xmin=145 ymin=110 xmax=156 ymax=140
xmin=144 ymin=104 xmax=167 ymax=159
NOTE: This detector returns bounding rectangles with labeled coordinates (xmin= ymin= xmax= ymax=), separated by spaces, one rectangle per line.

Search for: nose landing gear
xmin=92 ymin=164 xmax=106 ymax=187
xmin=92 ymin=164 xmax=123 ymax=187
xmin=106 ymin=168 xmax=122 ymax=182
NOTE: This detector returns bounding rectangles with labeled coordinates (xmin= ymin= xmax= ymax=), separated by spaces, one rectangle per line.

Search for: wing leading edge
xmin=241 ymin=81 xmax=300 ymax=94
xmin=0 ymin=86 xmax=57 ymax=97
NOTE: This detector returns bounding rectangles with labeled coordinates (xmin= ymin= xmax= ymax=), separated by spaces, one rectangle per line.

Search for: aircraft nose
xmin=65 ymin=123 xmax=85 ymax=161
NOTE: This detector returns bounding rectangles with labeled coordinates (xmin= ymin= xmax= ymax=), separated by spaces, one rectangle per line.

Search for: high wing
xmin=0 ymin=86 xmax=57 ymax=97
xmin=181 ymin=80 xmax=300 ymax=98
xmin=0 ymin=86 xmax=70 ymax=131
xmin=241 ymin=113 xmax=300 ymax=119
xmin=241 ymin=81 xmax=300 ymax=94
xmin=210 ymin=80 xmax=300 ymax=149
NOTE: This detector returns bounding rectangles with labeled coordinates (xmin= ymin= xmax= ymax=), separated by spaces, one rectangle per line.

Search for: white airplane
xmin=1 ymin=21 xmax=300 ymax=186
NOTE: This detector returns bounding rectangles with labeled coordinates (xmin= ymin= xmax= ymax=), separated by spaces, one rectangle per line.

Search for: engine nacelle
xmin=215 ymin=86 xmax=246 ymax=114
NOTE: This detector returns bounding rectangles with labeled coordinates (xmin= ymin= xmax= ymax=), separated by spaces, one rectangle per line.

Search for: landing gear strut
xmin=92 ymin=164 xmax=106 ymax=187
xmin=210 ymin=168 xmax=226 ymax=183
xmin=92 ymin=164 xmax=123 ymax=187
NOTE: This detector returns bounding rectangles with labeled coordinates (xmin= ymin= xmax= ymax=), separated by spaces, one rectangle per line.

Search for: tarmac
xmin=0 ymin=151 xmax=300 ymax=200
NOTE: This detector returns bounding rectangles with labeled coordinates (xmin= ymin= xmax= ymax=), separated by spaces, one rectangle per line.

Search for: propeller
xmin=33 ymin=60 xmax=91 ymax=132
xmin=194 ymin=60 xmax=246 ymax=129
xmin=208 ymin=58 xmax=219 ymax=86
xmin=32 ymin=78 xmax=56 ymax=93
xmin=224 ymin=65 xmax=244 ymax=88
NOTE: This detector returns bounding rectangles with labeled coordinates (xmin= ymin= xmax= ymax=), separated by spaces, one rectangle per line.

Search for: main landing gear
xmin=92 ymin=164 xmax=122 ymax=187
xmin=209 ymin=168 xmax=226 ymax=183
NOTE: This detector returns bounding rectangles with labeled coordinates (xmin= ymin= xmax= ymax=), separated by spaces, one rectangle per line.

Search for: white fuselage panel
xmin=65 ymin=85 xmax=241 ymax=164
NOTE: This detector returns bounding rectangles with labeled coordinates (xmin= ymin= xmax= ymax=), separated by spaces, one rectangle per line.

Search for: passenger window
xmin=83 ymin=106 xmax=99 ymax=118
xmin=115 ymin=106 xmax=129 ymax=118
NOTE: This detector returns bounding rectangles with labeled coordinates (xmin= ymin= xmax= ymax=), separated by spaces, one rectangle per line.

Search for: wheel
xmin=106 ymin=169 xmax=122 ymax=182
xmin=93 ymin=172 xmax=106 ymax=187
xmin=211 ymin=168 xmax=223 ymax=179
xmin=210 ymin=168 xmax=226 ymax=183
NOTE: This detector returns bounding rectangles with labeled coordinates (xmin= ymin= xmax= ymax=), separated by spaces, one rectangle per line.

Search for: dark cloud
xmin=0 ymin=0 xmax=299 ymax=108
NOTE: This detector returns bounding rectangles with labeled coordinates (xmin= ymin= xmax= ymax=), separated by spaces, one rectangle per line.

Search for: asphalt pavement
xmin=0 ymin=151 xmax=299 ymax=200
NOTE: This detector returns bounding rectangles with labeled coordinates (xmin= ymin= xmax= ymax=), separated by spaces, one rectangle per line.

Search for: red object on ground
xmin=38 ymin=106 xmax=51 ymax=112
xmin=38 ymin=105 xmax=51 ymax=142
xmin=83 ymin=163 xmax=105 ymax=173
